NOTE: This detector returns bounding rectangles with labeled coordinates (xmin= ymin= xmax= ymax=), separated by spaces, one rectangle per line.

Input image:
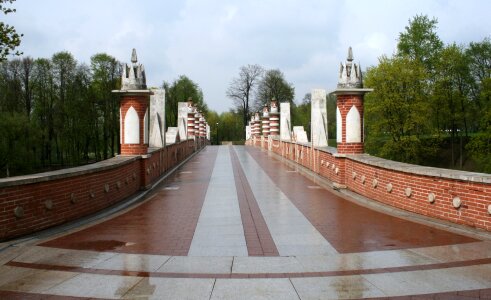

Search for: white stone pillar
xmin=149 ymin=88 xmax=165 ymax=148
xmin=280 ymin=102 xmax=291 ymax=141
xmin=311 ymin=89 xmax=328 ymax=147
xmin=177 ymin=102 xmax=189 ymax=141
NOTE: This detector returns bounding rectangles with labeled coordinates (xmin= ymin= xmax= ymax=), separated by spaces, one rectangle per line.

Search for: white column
xmin=311 ymin=89 xmax=328 ymax=147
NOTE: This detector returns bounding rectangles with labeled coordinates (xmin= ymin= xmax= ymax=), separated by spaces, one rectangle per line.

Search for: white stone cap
xmin=329 ymin=88 xmax=373 ymax=95
xmin=112 ymin=89 xmax=154 ymax=95
xmin=347 ymin=153 xmax=491 ymax=184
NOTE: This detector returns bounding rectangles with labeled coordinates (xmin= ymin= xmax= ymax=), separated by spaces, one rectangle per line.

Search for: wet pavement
xmin=0 ymin=145 xmax=490 ymax=299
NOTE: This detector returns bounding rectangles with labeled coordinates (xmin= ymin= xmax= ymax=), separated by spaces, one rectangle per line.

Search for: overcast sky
xmin=6 ymin=0 xmax=491 ymax=112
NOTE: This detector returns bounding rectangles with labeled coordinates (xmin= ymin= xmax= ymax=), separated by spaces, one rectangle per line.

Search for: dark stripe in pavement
xmin=40 ymin=147 xmax=219 ymax=256
xmin=7 ymin=257 xmax=491 ymax=279
xmin=2 ymin=288 xmax=490 ymax=300
xmin=0 ymin=290 xmax=101 ymax=299
xmin=229 ymin=146 xmax=279 ymax=256
xmin=244 ymin=146 xmax=477 ymax=253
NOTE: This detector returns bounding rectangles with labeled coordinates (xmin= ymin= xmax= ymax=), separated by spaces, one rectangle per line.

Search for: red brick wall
xmin=120 ymin=95 xmax=149 ymax=155
xmin=251 ymin=139 xmax=491 ymax=231
xmin=0 ymin=139 xmax=205 ymax=240
xmin=337 ymin=94 xmax=364 ymax=154
xmin=345 ymin=159 xmax=491 ymax=231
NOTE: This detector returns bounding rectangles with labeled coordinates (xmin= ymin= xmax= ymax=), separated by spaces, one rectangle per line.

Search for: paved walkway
xmin=0 ymin=145 xmax=490 ymax=299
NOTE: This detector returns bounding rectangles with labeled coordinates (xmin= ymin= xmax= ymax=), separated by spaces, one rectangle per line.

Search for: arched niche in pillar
xmin=336 ymin=107 xmax=342 ymax=143
xmin=124 ymin=106 xmax=139 ymax=144
xmin=346 ymin=105 xmax=361 ymax=143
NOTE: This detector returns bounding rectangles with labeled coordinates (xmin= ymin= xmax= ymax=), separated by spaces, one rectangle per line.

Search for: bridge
xmin=0 ymin=49 xmax=491 ymax=299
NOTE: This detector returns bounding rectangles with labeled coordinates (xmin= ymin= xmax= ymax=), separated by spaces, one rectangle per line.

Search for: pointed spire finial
xmin=347 ymin=46 xmax=353 ymax=62
xmin=337 ymin=46 xmax=363 ymax=88
xmin=121 ymin=48 xmax=146 ymax=90
xmin=131 ymin=48 xmax=138 ymax=64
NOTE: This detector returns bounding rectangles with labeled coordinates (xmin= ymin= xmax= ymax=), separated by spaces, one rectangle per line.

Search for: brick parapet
xmin=336 ymin=94 xmax=364 ymax=154
xmin=0 ymin=139 xmax=204 ymax=240
xmin=120 ymin=94 xmax=150 ymax=155
xmin=250 ymin=139 xmax=491 ymax=231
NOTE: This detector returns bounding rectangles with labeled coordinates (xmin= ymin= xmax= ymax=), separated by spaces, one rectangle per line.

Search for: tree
xmin=90 ymin=53 xmax=120 ymax=159
xmin=163 ymin=75 xmax=207 ymax=127
xmin=433 ymin=44 xmax=474 ymax=167
xmin=291 ymin=93 xmax=337 ymax=145
xmin=0 ymin=58 xmax=22 ymax=113
xmin=20 ymin=57 xmax=34 ymax=117
xmin=397 ymin=15 xmax=443 ymax=73
xmin=51 ymin=51 xmax=77 ymax=164
xmin=364 ymin=55 xmax=437 ymax=163
xmin=0 ymin=0 xmax=23 ymax=61
xmin=0 ymin=112 xmax=31 ymax=176
xmin=466 ymin=111 xmax=491 ymax=173
xmin=466 ymin=38 xmax=491 ymax=112
xmin=226 ymin=64 xmax=263 ymax=137
xmin=466 ymin=38 xmax=491 ymax=172
xmin=255 ymin=69 xmax=295 ymax=110
xmin=218 ymin=110 xmax=244 ymax=142
xmin=291 ymin=94 xmax=310 ymax=138
xmin=32 ymin=58 xmax=55 ymax=165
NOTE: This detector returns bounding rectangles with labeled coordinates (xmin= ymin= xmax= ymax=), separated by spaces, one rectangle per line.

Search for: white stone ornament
xmin=149 ymin=89 xmax=165 ymax=148
xmin=143 ymin=108 xmax=148 ymax=144
xmin=336 ymin=107 xmax=342 ymax=143
xmin=386 ymin=183 xmax=393 ymax=193
xmin=352 ymin=172 xmax=357 ymax=180
xmin=405 ymin=187 xmax=412 ymax=197
xmin=45 ymin=199 xmax=53 ymax=210
xmin=346 ymin=105 xmax=361 ymax=143
xmin=452 ymin=197 xmax=462 ymax=209
xmin=335 ymin=167 xmax=339 ymax=174
xmin=487 ymin=204 xmax=491 ymax=215
xmin=293 ymin=126 xmax=308 ymax=143
xmin=372 ymin=179 xmax=378 ymax=188
xmin=428 ymin=193 xmax=436 ymax=203
xmin=14 ymin=206 xmax=24 ymax=218
xmin=121 ymin=48 xmax=146 ymax=90
xmin=338 ymin=47 xmax=363 ymax=89
xmin=70 ymin=193 xmax=77 ymax=204
xmin=124 ymin=106 xmax=140 ymax=144
xmin=177 ymin=102 xmax=189 ymax=140
xmin=311 ymin=89 xmax=328 ymax=147
xmin=361 ymin=175 xmax=366 ymax=184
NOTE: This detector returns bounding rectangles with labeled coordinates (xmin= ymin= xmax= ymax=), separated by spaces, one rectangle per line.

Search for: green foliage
xmin=0 ymin=0 xmax=23 ymax=61
xmin=366 ymin=15 xmax=491 ymax=170
xmin=290 ymin=93 xmax=336 ymax=145
xmin=0 ymin=52 xmax=121 ymax=176
xmin=397 ymin=14 xmax=443 ymax=72
xmin=466 ymin=133 xmax=491 ymax=173
xmin=255 ymin=69 xmax=295 ymax=110
xmin=227 ymin=64 xmax=263 ymax=139
xmin=90 ymin=53 xmax=120 ymax=159
xmin=164 ymin=75 xmax=207 ymax=127
xmin=365 ymin=56 xmax=431 ymax=143
xmin=291 ymin=93 xmax=310 ymax=138
xmin=0 ymin=50 xmax=211 ymax=177
xmin=466 ymin=100 xmax=491 ymax=172
xmin=0 ymin=112 xmax=39 ymax=177
xmin=204 ymin=109 xmax=243 ymax=144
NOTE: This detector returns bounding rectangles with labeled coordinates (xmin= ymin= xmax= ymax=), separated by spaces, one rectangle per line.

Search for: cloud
xmin=7 ymin=0 xmax=491 ymax=112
